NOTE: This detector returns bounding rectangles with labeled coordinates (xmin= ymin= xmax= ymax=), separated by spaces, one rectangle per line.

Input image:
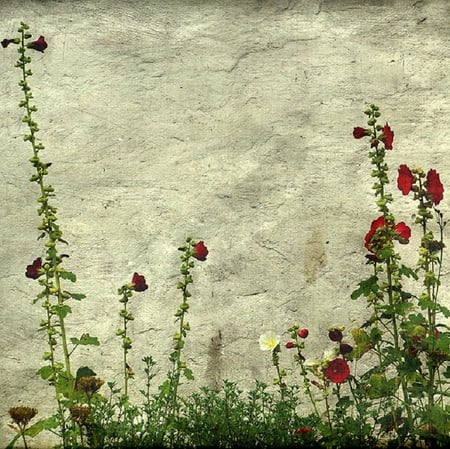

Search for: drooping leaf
xmin=71 ymin=334 xmax=100 ymax=346
xmin=351 ymin=275 xmax=379 ymax=300
xmin=76 ymin=366 xmax=97 ymax=380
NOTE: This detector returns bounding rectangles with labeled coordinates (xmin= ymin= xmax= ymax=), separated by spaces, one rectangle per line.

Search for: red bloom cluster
xmin=364 ymin=216 xmax=411 ymax=253
xmin=397 ymin=165 xmax=444 ymax=205
xmin=353 ymin=122 xmax=394 ymax=150
xmin=2 ymin=35 xmax=47 ymax=52
xmin=323 ymin=358 xmax=350 ymax=384
xmin=131 ymin=272 xmax=148 ymax=292
xmin=193 ymin=241 xmax=208 ymax=261
xmin=25 ymin=257 xmax=43 ymax=279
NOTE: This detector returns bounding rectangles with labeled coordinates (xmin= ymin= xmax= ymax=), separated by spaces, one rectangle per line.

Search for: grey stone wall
xmin=1 ymin=0 xmax=449 ymax=446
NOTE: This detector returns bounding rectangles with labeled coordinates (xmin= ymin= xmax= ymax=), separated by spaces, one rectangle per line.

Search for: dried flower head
xmin=75 ymin=376 xmax=104 ymax=398
xmin=9 ymin=406 xmax=38 ymax=428
xmin=70 ymin=405 xmax=91 ymax=425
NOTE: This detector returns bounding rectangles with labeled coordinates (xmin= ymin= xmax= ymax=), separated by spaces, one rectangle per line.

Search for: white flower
xmin=321 ymin=347 xmax=338 ymax=364
xmin=259 ymin=331 xmax=280 ymax=351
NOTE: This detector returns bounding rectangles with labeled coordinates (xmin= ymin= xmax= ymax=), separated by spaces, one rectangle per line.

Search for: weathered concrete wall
xmin=1 ymin=0 xmax=449 ymax=446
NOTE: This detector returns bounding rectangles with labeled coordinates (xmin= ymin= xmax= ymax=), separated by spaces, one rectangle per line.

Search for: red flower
xmin=1 ymin=38 xmax=18 ymax=48
xmin=323 ymin=358 xmax=350 ymax=384
xmin=381 ymin=123 xmax=394 ymax=150
xmin=395 ymin=221 xmax=412 ymax=241
xmin=397 ymin=164 xmax=414 ymax=195
xmin=294 ymin=427 xmax=312 ymax=435
xmin=298 ymin=328 xmax=309 ymax=339
xmin=353 ymin=127 xmax=369 ymax=139
xmin=27 ymin=36 xmax=47 ymax=53
xmin=284 ymin=341 xmax=295 ymax=349
xmin=193 ymin=241 xmax=208 ymax=261
xmin=131 ymin=272 xmax=148 ymax=292
xmin=364 ymin=216 xmax=411 ymax=253
xmin=25 ymin=257 xmax=43 ymax=279
xmin=425 ymin=169 xmax=444 ymax=205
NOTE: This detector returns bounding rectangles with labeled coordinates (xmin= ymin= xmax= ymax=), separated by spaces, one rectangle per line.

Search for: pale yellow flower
xmin=259 ymin=331 xmax=280 ymax=351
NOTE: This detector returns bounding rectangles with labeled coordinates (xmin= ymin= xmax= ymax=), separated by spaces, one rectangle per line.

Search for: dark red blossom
xmin=353 ymin=127 xmax=369 ymax=139
xmin=323 ymin=358 xmax=350 ymax=384
xmin=131 ymin=272 xmax=148 ymax=292
xmin=328 ymin=328 xmax=343 ymax=342
xmin=364 ymin=216 xmax=411 ymax=253
xmin=1 ymin=38 xmax=17 ymax=48
xmin=339 ymin=343 xmax=353 ymax=355
xmin=425 ymin=169 xmax=444 ymax=205
xmin=284 ymin=341 xmax=295 ymax=349
xmin=397 ymin=164 xmax=414 ymax=195
xmin=27 ymin=36 xmax=47 ymax=53
xmin=193 ymin=241 xmax=208 ymax=261
xmin=25 ymin=257 xmax=43 ymax=279
xmin=381 ymin=123 xmax=394 ymax=150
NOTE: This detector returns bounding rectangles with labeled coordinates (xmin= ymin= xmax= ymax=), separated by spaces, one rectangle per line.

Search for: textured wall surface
xmin=1 ymin=0 xmax=449 ymax=446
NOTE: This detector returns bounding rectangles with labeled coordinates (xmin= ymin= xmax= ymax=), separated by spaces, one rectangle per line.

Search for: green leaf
xmin=70 ymin=292 xmax=86 ymax=301
xmin=25 ymin=415 xmax=59 ymax=437
xmin=59 ymin=270 xmax=76 ymax=282
xmin=51 ymin=304 xmax=72 ymax=319
xmin=37 ymin=365 xmax=54 ymax=380
xmin=183 ymin=367 xmax=194 ymax=380
xmin=399 ymin=264 xmax=418 ymax=280
xmin=76 ymin=366 xmax=97 ymax=379
xmin=351 ymin=275 xmax=379 ymax=300
xmin=71 ymin=334 xmax=100 ymax=346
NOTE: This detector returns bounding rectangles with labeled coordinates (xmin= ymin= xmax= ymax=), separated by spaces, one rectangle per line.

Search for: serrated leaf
xmin=71 ymin=334 xmax=100 ymax=346
xmin=59 ymin=270 xmax=76 ymax=282
xmin=25 ymin=415 xmax=59 ymax=437
xmin=70 ymin=292 xmax=86 ymax=301
xmin=351 ymin=275 xmax=379 ymax=300
xmin=51 ymin=304 xmax=72 ymax=319
xmin=399 ymin=264 xmax=419 ymax=280
xmin=37 ymin=365 xmax=54 ymax=380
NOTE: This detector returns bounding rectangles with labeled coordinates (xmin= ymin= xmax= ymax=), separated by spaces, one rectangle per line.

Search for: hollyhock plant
xmin=397 ymin=164 xmax=414 ymax=195
xmin=425 ymin=169 xmax=444 ymax=205
xmin=131 ymin=272 xmax=148 ymax=292
xmin=323 ymin=358 xmax=350 ymax=384
xmin=25 ymin=257 xmax=43 ymax=279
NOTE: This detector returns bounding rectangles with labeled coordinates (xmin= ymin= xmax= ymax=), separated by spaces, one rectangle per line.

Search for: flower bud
xmin=298 ymin=328 xmax=309 ymax=339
